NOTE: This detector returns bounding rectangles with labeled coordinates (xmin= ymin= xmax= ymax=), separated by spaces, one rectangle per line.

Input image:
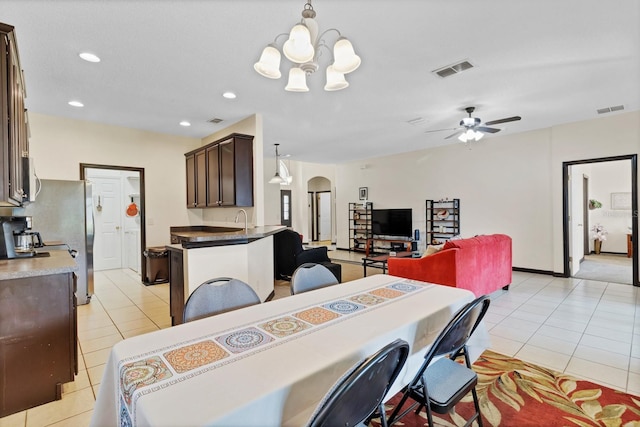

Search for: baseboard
xmin=512 ymin=266 xmax=555 ymax=276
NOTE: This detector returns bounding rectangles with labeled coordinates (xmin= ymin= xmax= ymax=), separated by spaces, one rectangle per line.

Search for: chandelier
xmin=253 ymin=0 xmax=361 ymax=92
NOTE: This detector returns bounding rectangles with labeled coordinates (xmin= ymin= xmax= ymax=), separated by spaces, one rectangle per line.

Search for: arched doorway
xmin=307 ymin=176 xmax=333 ymax=243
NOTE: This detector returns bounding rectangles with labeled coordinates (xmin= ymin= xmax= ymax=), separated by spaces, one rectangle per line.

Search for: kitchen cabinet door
xmin=223 ymin=135 xmax=253 ymax=207
xmin=218 ymin=139 xmax=235 ymax=206
xmin=195 ymin=150 xmax=206 ymax=208
xmin=0 ymin=23 xmax=28 ymax=207
xmin=185 ymin=153 xmax=196 ymax=208
xmin=206 ymin=143 xmax=220 ymax=206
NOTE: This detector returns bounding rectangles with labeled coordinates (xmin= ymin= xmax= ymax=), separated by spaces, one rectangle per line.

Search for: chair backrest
xmin=274 ymin=229 xmax=304 ymax=277
xmin=291 ymin=263 xmax=339 ymax=295
xmin=423 ymin=295 xmax=490 ymax=364
xmin=308 ymin=339 xmax=410 ymax=427
xmin=183 ymin=277 xmax=261 ymax=323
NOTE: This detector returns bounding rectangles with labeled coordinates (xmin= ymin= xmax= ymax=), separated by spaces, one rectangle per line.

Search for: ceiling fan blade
xmin=424 ymin=127 xmax=459 ymax=134
xmin=444 ymin=130 xmax=463 ymax=139
xmin=476 ymin=126 xmax=501 ymax=134
xmin=484 ymin=116 xmax=521 ymax=126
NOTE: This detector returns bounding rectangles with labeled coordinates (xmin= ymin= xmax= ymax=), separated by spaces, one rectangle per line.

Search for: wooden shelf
xmin=349 ymin=202 xmax=372 ymax=252
xmin=426 ymin=199 xmax=460 ymax=245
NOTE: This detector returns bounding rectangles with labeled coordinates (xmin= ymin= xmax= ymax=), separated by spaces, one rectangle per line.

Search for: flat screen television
xmin=371 ymin=209 xmax=412 ymax=237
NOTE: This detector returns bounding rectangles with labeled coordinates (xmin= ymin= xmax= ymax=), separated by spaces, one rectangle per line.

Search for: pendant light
xmin=269 ymin=144 xmax=285 ymax=184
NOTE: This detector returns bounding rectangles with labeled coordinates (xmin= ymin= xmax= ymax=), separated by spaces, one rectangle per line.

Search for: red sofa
xmin=387 ymin=234 xmax=512 ymax=296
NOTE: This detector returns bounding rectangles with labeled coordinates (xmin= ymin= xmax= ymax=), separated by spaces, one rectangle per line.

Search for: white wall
xmin=27 ymin=113 xmax=200 ymax=246
xmin=336 ymin=127 xmax=554 ymax=270
xmin=198 ymin=115 xmax=265 ymax=227
xmin=336 ymin=111 xmax=640 ymax=274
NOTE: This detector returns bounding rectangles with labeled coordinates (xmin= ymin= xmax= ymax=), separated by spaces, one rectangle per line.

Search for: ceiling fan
xmin=427 ymin=107 xmax=521 ymax=142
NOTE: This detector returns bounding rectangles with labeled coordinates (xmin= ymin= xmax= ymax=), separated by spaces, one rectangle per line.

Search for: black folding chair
xmin=308 ymin=339 xmax=410 ymax=427
xmin=388 ymin=295 xmax=490 ymax=427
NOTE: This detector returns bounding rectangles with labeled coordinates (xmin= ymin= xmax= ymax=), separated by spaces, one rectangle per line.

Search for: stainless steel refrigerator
xmin=20 ymin=179 xmax=94 ymax=305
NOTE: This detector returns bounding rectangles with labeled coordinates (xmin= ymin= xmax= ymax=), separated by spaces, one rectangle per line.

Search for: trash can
xmin=143 ymin=246 xmax=169 ymax=285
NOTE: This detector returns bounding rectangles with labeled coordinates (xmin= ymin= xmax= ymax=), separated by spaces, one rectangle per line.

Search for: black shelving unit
xmin=348 ymin=202 xmax=372 ymax=252
xmin=426 ymin=198 xmax=460 ymax=244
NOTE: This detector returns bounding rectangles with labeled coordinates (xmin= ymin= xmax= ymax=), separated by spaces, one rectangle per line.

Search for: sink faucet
xmin=234 ymin=209 xmax=248 ymax=233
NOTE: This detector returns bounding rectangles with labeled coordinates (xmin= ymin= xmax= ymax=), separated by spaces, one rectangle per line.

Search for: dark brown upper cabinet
xmin=185 ymin=133 xmax=253 ymax=208
xmin=0 ymin=22 xmax=29 ymax=206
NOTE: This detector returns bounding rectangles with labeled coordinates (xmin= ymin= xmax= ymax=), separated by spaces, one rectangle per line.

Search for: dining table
xmin=89 ymin=274 xmax=490 ymax=427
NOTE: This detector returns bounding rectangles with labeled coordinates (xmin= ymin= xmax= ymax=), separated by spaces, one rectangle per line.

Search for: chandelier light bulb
xmin=285 ymin=67 xmax=309 ymax=92
xmin=283 ymin=24 xmax=314 ymax=63
xmin=332 ymin=37 xmax=361 ymax=74
xmin=254 ymin=44 xmax=282 ymax=79
xmin=324 ymin=65 xmax=349 ymax=91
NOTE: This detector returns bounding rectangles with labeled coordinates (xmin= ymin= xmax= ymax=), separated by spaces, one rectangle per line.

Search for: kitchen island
xmin=167 ymin=225 xmax=286 ymax=325
xmin=0 ymin=250 xmax=78 ymax=417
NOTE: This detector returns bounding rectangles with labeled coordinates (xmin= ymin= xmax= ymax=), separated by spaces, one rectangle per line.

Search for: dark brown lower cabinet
xmin=0 ymin=272 xmax=77 ymax=417
xmin=168 ymin=246 xmax=185 ymax=326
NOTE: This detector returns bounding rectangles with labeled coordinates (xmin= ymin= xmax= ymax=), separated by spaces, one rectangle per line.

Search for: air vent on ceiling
xmin=433 ymin=60 xmax=474 ymax=78
xmin=597 ymin=105 xmax=624 ymax=114
xmin=208 ymin=117 xmax=224 ymax=124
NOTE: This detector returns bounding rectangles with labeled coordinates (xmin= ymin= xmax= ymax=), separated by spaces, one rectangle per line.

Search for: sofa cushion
xmin=422 ymin=244 xmax=444 ymax=257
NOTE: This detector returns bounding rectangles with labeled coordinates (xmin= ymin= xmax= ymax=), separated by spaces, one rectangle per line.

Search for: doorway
xmin=280 ymin=190 xmax=292 ymax=227
xmin=563 ymin=155 xmax=638 ymax=286
xmin=307 ymin=176 xmax=333 ymax=242
xmin=80 ymin=163 xmax=146 ymax=280
xmin=317 ymin=191 xmax=331 ymax=241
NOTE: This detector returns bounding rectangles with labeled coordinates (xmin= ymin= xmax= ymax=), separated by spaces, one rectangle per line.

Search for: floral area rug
xmin=372 ymin=350 xmax=640 ymax=427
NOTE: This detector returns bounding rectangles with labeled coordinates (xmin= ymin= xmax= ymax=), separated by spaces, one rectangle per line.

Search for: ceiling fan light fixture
xmin=254 ymin=44 xmax=282 ymax=79
xmin=285 ymin=67 xmax=309 ymax=92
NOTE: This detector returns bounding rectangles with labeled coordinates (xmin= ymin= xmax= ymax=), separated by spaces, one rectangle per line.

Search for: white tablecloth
xmin=90 ymin=275 xmax=489 ymax=427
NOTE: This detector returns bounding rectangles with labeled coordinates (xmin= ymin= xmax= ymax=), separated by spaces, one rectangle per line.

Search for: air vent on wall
xmin=597 ymin=105 xmax=624 ymax=114
xmin=432 ymin=60 xmax=474 ymax=78
xmin=208 ymin=117 xmax=224 ymax=124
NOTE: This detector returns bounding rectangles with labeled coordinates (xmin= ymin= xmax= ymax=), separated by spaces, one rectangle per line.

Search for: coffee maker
xmin=0 ymin=216 xmax=45 ymax=259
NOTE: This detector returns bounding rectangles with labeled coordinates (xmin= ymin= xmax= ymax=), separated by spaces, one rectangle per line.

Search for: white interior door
xmin=92 ymin=176 xmax=123 ymax=271
xmin=318 ymin=192 xmax=331 ymax=241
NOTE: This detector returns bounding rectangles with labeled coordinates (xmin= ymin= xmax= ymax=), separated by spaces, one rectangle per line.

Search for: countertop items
xmin=0 ymin=249 xmax=77 ymax=280
xmin=170 ymin=225 xmax=287 ymax=247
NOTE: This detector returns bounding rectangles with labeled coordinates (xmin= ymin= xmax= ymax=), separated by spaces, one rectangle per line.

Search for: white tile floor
xmin=1 ymin=252 xmax=638 ymax=426
xmin=327 ymin=247 xmax=640 ymax=395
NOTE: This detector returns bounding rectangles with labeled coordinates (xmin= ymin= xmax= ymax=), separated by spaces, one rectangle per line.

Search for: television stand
xmin=365 ymin=238 xmax=413 ymax=256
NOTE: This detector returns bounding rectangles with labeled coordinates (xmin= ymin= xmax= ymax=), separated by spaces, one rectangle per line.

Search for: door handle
xmin=116 ymin=226 xmax=121 ymax=230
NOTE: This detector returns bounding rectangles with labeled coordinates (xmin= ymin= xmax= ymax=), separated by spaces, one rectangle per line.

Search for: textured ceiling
xmin=1 ymin=0 xmax=638 ymax=163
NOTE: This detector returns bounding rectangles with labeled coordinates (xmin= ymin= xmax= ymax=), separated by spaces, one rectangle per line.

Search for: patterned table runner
xmin=118 ymin=279 xmax=432 ymax=426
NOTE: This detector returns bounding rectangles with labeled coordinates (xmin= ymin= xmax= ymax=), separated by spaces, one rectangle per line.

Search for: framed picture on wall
xmin=359 ymin=187 xmax=368 ymax=200
xmin=611 ymin=192 xmax=632 ymax=210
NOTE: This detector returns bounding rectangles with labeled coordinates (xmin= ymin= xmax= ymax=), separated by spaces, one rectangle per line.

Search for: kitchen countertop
xmin=0 ymin=250 xmax=78 ymax=281
xmin=170 ymin=225 xmax=287 ymax=248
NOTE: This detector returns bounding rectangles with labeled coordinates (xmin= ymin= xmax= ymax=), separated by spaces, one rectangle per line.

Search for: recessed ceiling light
xmin=179 ymin=121 xmax=191 ymax=127
xmin=79 ymin=52 xmax=100 ymax=63
xmin=68 ymin=100 xmax=84 ymax=107
xmin=222 ymin=91 xmax=236 ymax=99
